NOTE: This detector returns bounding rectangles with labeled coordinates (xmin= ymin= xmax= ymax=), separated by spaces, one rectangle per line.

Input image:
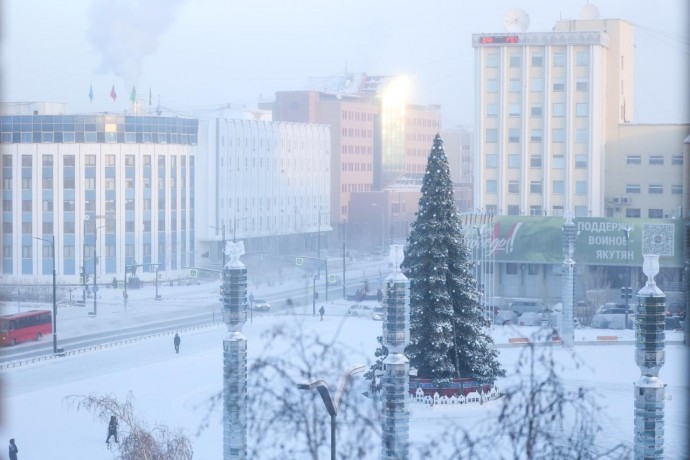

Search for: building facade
xmin=1 ymin=102 xmax=198 ymax=284
xmin=196 ymin=117 xmax=331 ymax=264
xmin=472 ymin=18 xmax=634 ymax=217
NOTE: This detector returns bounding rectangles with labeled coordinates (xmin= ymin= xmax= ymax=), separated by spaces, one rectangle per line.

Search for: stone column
xmin=634 ymin=254 xmax=666 ymax=459
xmin=381 ymin=245 xmax=410 ymax=460
xmin=222 ymin=241 xmax=248 ymax=460
xmin=561 ymin=212 xmax=576 ymax=348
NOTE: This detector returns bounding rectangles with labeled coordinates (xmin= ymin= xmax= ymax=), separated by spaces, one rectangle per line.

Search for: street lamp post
xmin=297 ymin=366 xmax=366 ymax=460
xmin=209 ymin=224 xmax=227 ymax=269
xmin=622 ymin=227 xmax=633 ymax=329
xmin=34 ymin=235 xmax=57 ymax=354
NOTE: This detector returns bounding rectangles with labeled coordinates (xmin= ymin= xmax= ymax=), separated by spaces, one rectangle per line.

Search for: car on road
xmin=370 ymin=306 xmax=384 ymax=321
xmin=252 ymin=299 xmax=271 ymax=312
xmin=348 ymin=304 xmax=372 ymax=317
xmin=591 ymin=303 xmax=634 ymax=329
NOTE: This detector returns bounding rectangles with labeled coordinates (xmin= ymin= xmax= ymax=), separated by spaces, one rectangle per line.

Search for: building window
xmin=486 ymin=154 xmax=497 ymax=168
xmin=552 ymin=129 xmax=565 ymax=143
xmin=486 ymin=53 xmax=499 ymax=68
xmin=576 ymin=50 xmax=589 ymax=66
xmin=487 ymin=79 xmax=498 ymax=92
xmin=42 ymin=200 xmax=53 ymax=212
xmin=509 ymin=54 xmax=521 ymax=67
xmin=530 ymin=205 xmax=542 ymax=216
xmin=531 ymin=78 xmax=543 ymax=92
xmin=576 ymin=78 xmax=588 ymax=91
xmin=553 ymin=78 xmax=565 ymax=91
xmin=530 ymin=129 xmax=542 ymax=142
xmin=576 ymin=103 xmax=588 ymax=117
xmin=671 ymin=185 xmax=683 ymax=195
xmin=626 ymin=184 xmax=641 ymax=194
xmin=575 ymin=181 xmax=587 ymax=195
xmin=553 ymin=53 xmax=565 ymax=66
xmin=649 ymin=155 xmax=664 ymax=165
xmin=508 ymin=103 xmax=521 ymax=116
xmin=508 ymin=181 xmax=520 ymax=193
xmin=85 ymin=155 xmax=96 ymax=166
xmin=552 ymin=205 xmax=564 ymax=217
xmin=486 ymin=129 xmax=498 ymax=143
xmin=486 ymin=180 xmax=497 ymax=194
xmin=509 ymin=79 xmax=521 ymax=92
xmin=106 ymin=155 xmax=116 ymax=167
xmin=648 ymin=184 xmax=663 ymax=194
xmin=487 ymin=103 xmax=498 ymax=117
xmin=553 ymin=155 xmax=564 ymax=168
xmin=508 ymin=129 xmax=520 ymax=143
xmin=648 ymin=209 xmax=663 ymax=218
xmin=553 ymin=180 xmax=564 ymax=194
xmin=507 ymin=205 xmax=520 ymax=215
xmin=64 ymin=221 xmax=75 ymax=233
xmin=530 ymin=181 xmax=542 ymax=194
xmin=531 ymin=54 xmax=543 ymax=66
xmin=574 ymin=206 xmax=588 ymax=217
xmin=626 ymin=208 xmax=641 ymax=218
xmin=575 ymin=154 xmax=587 ymax=168
xmin=508 ymin=154 xmax=520 ymax=169
xmin=530 ymin=105 xmax=542 ymax=117
xmin=530 ymin=155 xmax=542 ymax=168
xmin=626 ymin=155 xmax=641 ymax=165
xmin=671 ymin=155 xmax=683 ymax=165
xmin=575 ymin=129 xmax=588 ymax=144
xmin=506 ymin=263 xmax=518 ymax=275
xmin=63 ymin=155 xmax=75 ymax=167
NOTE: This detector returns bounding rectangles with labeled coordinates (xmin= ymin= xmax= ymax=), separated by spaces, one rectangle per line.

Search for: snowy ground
xmin=1 ymin=274 xmax=688 ymax=459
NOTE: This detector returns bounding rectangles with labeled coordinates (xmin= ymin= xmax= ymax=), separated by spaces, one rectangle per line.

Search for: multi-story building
xmin=273 ymin=73 xmax=441 ymax=233
xmin=440 ymin=126 xmax=474 ymax=212
xmin=195 ymin=117 xmax=331 ymax=264
xmin=472 ymin=14 xmax=689 ymax=219
xmin=1 ymin=102 xmax=198 ymax=284
xmin=472 ymin=17 xmax=635 ymax=217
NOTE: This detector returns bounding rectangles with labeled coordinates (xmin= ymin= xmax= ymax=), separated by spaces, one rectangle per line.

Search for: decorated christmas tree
xmin=402 ymin=133 xmax=504 ymax=383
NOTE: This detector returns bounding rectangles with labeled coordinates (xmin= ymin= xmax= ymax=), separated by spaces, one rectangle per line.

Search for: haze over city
xmin=2 ymin=0 xmax=688 ymax=126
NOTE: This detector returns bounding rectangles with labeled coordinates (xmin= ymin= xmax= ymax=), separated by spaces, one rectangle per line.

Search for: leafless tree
xmin=199 ymin=320 xmax=380 ymax=459
xmin=579 ymin=266 xmax=610 ymax=326
xmin=414 ymin=333 xmax=630 ymax=459
xmin=64 ymin=392 xmax=193 ymax=460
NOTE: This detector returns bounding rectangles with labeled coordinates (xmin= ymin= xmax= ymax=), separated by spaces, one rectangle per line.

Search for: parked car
xmin=370 ymin=306 xmax=384 ymax=321
xmin=252 ymin=299 xmax=271 ymax=312
xmin=591 ymin=303 xmax=635 ymax=329
xmin=348 ymin=304 xmax=372 ymax=317
xmin=517 ymin=309 xmax=557 ymax=327
xmin=495 ymin=299 xmax=543 ymax=325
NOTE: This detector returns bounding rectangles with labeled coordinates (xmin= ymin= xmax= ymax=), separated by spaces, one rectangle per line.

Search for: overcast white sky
xmin=2 ymin=0 xmax=688 ymax=127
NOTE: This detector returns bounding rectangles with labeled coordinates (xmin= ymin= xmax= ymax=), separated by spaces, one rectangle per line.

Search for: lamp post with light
xmin=34 ymin=235 xmax=57 ymax=354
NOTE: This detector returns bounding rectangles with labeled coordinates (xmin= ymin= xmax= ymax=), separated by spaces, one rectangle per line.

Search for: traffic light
xmin=620 ymin=287 xmax=633 ymax=300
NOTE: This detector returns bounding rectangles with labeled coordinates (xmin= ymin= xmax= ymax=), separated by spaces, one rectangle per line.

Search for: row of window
xmin=341 ymin=145 xmax=373 ymax=155
xmin=624 ymin=208 xmax=674 ymax=218
xmin=3 ymin=153 xmax=192 ymax=168
xmin=486 ymin=154 xmax=587 ymax=169
xmin=625 ymin=184 xmax=683 ymax=194
xmin=341 ymin=162 xmax=372 ymax=172
xmin=1 ymin=131 xmax=197 ymax=145
xmin=486 ymin=180 xmax=588 ymax=195
xmin=625 ymin=154 xmax=683 ymax=166
xmin=486 ymin=127 xmax=589 ymax=144
xmin=487 ymin=102 xmax=588 ymax=118
xmin=484 ymin=204 xmax=590 ymax=217
xmin=486 ymin=77 xmax=588 ymax=93
xmin=341 ymin=111 xmax=374 ymax=122
xmin=341 ymin=183 xmax=372 ymax=193
xmin=486 ymin=50 xmax=590 ymax=68
xmin=341 ymin=127 xmax=373 ymax=138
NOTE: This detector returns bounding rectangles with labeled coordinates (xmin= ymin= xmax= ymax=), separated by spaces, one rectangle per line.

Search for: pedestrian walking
xmin=106 ymin=415 xmax=118 ymax=444
xmin=8 ymin=439 xmax=18 ymax=460
xmin=319 ymin=305 xmax=325 ymax=321
xmin=174 ymin=333 xmax=181 ymax=354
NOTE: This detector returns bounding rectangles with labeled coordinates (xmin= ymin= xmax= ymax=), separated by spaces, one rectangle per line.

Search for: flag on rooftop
xmin=88 ymin=85 xmax=93 ymax=103
xmin=110 ymin=85 xmax=117 ymax=101
xmin=130 ymin=86 xmax=136 ymax=104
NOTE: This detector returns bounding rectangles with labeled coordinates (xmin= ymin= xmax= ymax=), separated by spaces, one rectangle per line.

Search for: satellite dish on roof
xmin=581 ymin=4 xmax=600 ymax=19
xmin=503 ymin=9 xmax=530 ymax=32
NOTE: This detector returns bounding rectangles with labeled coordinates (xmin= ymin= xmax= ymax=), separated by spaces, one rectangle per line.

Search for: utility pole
xmin=622 ymin=226 xmax=633 ymax=329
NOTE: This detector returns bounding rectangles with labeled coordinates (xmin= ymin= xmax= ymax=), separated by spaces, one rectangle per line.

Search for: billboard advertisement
xmin=461 ymin=216 xmax=683 ymax=267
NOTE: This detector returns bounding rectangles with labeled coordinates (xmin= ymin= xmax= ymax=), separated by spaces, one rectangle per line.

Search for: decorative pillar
xmin=381 ymin=244 xmax=410 ymax=460
xmin=222 ymin=241 xmax=248 ymax=460
xmin=634 ymin=254 xmax=666 ymax=459
xmin=561 ymin=212 xmax=576 ymax=348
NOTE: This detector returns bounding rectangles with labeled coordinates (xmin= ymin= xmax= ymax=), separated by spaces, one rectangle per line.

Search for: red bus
xmin=0 ymin=310 xmax=52 ymax=346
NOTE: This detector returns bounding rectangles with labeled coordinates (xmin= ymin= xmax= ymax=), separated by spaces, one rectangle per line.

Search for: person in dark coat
xmin=174 ymin=333 xmax=181 ymax=353
xmin=8 ymin=439 xmax=18 ymax=460
xmin=106 ymin=415 xmax=118 ymax=444
xmin=319 ymin=305 xmax=325 ymax=321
